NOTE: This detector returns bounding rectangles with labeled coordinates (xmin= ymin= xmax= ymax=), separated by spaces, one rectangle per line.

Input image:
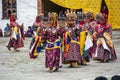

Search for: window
xmin=2 ymin=0 xmax=17 ymax=19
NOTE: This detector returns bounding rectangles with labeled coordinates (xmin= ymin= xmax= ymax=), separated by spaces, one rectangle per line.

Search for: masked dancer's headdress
xmin=66 ymin=10 xmax=77 ymax=27
xmin=48 ymin=12 xmax=57 ymax=28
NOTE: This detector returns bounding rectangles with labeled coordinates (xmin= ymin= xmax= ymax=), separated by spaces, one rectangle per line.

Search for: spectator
xmin=101 ymin=6 xmax=108 ymax=16
xmin=95 ymin=76 xmax=108 ymax=80
xmin=111 ymin=75 xmax=120 ymax=80
xmin=4 ymin=23 xmax=10 ymax=37
xmin=0 ymin=28 xmax=3 ymax=37
xmin=25 ymin=26 xmax=33 ymax=37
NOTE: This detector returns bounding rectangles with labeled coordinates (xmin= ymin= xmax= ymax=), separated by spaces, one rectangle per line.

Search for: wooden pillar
xmin=37 ymin=0 xmax=43 ymax=15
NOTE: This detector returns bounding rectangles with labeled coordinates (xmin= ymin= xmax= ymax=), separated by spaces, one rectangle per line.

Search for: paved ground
xmin=0 ymin=37 xmax=120 ymax=80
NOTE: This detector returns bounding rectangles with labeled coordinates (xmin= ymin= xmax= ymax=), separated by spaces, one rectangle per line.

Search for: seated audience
xmin=111 ymin=75 xmax=120 ymax=80
xmin=95 ymin=76 xmax=108 ymax=80
xmin=4 ymin=23 xmax=11 ymax=37
xmin=0 ymin=28 xmax=3 ymax=37
xmin=25 ymin=26 xmax=33 ymax=37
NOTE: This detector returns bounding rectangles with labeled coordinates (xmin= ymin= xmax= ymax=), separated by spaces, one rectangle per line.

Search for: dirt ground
xmin=0 ymin=37 xmax=120 ymax=80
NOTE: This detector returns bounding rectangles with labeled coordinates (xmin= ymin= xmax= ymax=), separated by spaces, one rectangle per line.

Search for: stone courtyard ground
xmin=0 ymin=37 xmax=120 ymax=80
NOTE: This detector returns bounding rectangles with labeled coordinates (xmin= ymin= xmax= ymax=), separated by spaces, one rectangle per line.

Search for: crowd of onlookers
xmin=94 ymin=75 xmax=120 ymax=80
xmin=0 ymin=23 xmax=34 ymax=37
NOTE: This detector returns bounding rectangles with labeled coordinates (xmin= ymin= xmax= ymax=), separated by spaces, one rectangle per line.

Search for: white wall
xmin=0 ymin=0 xmax=37 ymax=32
